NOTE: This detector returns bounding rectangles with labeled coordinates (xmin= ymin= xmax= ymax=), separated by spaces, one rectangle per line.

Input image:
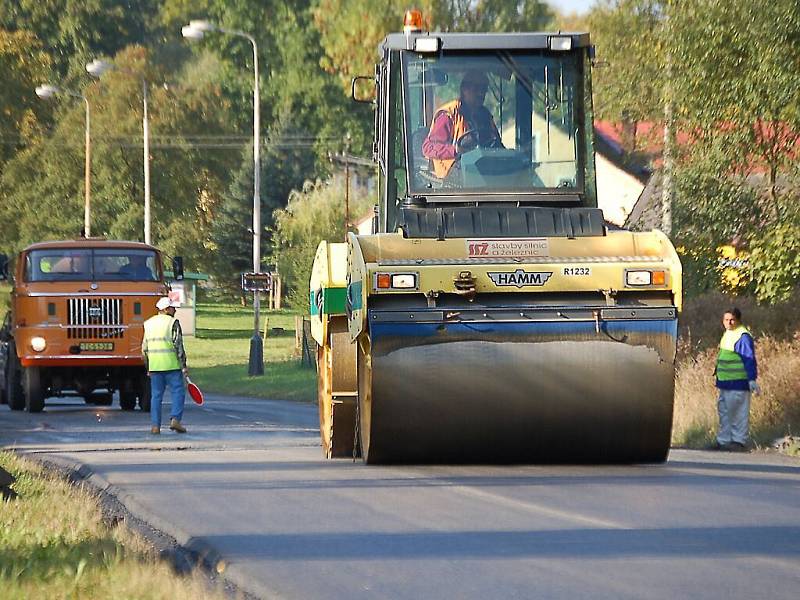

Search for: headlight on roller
xmin=30 ymin=336 xmax=47 ymax=352
xmin=374 ymin=272 xmax=418 ymax=291
xmin=391 ymin=274 xmax=417 ymax=289
xmin=625 ymin=269 xmax=667 ymax=287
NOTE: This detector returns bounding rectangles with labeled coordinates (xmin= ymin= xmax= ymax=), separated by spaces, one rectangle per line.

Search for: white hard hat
xmin=156 ymin=296 xmax=180 ymax=310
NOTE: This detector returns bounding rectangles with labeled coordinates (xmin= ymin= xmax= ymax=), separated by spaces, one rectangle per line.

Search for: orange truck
xmin=0 ymin=239 xmax=182 ymax=413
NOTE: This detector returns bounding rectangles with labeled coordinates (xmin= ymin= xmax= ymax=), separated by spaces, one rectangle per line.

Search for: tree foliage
xmin=588 ymin=1 xmax=666 ymax=136
xmin=588 ymin=0 xmax=800 ymax=303
xmin=0 ymin=29 xmax=50 ymax=168
xmin=1 ymin=0 xmax=798 ymax=306
xmin=669 ymin=0 xmax=800 ymax=301
xmin=272 ymin=179 xmax=371 ymax=309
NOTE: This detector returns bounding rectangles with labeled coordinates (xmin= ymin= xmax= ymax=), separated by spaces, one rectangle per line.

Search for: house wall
xmin=595 ymin=153 xmax=646 ymax=227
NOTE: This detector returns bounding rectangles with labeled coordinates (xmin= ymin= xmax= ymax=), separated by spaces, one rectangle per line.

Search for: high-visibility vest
xmin=430 ymin=100 xmax=468 ymax=178
xmin=715 ymin=325 xmax=751 ymax=382
xmin=143 ymin=313 xmax=181 ymax=372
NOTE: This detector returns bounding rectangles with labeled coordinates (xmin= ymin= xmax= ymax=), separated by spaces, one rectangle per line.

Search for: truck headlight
xmin=31 ymin=336 xmax=47 ymax=352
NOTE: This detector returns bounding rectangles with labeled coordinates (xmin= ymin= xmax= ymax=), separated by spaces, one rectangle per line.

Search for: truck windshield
xmin=25 ymin=249 xmax=160 ymax=282
xmin=403 ymin=50 xmax=585 ymax=195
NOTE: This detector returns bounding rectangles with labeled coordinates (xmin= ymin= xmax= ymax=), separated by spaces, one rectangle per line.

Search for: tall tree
xmin=0 ymin=0 xmax=160 ymax=76
xmin=0 ymin=28 xmax=51 ymax=168
xmin=670 ymin=0 xmax=800 ymax=302
xmin=588 ymin=0 xmax=666 ymax=151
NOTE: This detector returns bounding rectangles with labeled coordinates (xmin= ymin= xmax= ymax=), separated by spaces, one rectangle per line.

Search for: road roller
xmin=311 ymin=15 xmax=682 ymax=463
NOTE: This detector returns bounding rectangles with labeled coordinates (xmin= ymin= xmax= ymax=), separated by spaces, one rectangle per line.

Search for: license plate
xmin=79 ymin=342 xmax=114 ymax=352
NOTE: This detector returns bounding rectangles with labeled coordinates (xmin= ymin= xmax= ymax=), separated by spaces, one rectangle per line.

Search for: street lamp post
xmin=183 ymin=19 xmax=264 ymax=376
xmin=86 ymin=59 xmax=152 ymax=245
xmin=36 ymin=84 xmax=92 ymax=237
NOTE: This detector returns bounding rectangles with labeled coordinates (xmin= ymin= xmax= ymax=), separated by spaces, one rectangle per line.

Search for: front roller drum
xmin=358 ymin=319 xmax=678 ymax=464
xmin=317 ymin=318 xmax=358 ymax=458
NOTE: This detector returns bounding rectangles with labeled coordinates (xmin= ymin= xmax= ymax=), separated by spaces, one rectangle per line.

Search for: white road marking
xmin=448 ymin=483 xmax=629 ymax=529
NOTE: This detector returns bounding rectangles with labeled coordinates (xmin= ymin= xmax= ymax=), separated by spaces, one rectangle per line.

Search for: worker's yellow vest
xmin=429 ymin=100 xmax=468 ymax=178
xmin=143 ymin=314 xmax=180 ymax=372
xmin=716 ymin=325 xmax=750 ymax=382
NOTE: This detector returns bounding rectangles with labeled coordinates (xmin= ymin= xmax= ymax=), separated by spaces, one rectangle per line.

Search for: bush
xmin=272 ymin=179 xmax=372 ymax=311
xmin=678 ymin=289 xmax=800 ymax=357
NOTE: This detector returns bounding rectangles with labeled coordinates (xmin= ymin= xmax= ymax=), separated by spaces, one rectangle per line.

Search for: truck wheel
xmin=119 ymin=391 xmax=137 ymax=411
xmin=6 ymin=342 xmax=25 ymax=411
xmin=23 ymin=367 xmax=45 ymax=413
xmin=90 ymin=392 xmax=113 ymax=406
xmin=138 ymin=378 xmax=151 ymax=412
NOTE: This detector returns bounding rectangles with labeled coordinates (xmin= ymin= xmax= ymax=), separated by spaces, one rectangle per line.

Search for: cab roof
xmin=381 ymin=31 xmax=591 ymax=52
xmin=22 ymin=239 xmax=158 ymax=252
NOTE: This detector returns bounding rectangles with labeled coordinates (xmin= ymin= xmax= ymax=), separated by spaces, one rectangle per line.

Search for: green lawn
xmin=185 ymin=303 xmax=316 ymax=402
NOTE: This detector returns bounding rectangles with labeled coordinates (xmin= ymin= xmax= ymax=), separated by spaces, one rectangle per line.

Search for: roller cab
xmin=312 ymin=21 xmax=682 ymax=464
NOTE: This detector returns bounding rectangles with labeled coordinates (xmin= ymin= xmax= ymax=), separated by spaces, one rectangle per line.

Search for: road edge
xmin=21 ymin=451 xmax=265 ymax=600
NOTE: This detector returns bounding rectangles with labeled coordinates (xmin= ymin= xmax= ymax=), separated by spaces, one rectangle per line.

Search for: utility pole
xmin=344 ymin=132 xmax=351 ymax=237
xmin=36 ymin=85 xmax=92 ymax=237
xmin=84 ymin=97 xmax=91 ymax=237
xmin=181 ymin=20 xmax=264 ymax=375
xmin=661 ymin=1 xmax=674 ymax=237
xmin=143 ymin=80 xmax=151 ymax=244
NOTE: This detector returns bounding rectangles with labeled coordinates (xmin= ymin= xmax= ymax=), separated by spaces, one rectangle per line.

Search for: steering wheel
xmin=456 ymin=129 xmax=503 ymax=155
xmin=455 ymin=130 xmax=479 ymax=154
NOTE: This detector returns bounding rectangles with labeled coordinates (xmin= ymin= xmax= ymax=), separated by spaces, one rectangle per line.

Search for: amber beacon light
xmin=403 ymin=9 xmax=424 ymax=33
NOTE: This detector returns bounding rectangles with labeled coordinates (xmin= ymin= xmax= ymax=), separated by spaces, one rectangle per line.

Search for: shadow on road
xmin=189 ymin=525 xmax=800 ymax=561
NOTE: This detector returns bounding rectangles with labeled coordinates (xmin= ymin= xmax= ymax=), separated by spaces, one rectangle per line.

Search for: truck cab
xmin=0 ymin=239 xmax=176 ymax=412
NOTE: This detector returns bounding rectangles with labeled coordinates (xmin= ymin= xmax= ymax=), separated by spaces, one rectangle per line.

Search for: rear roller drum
xmin=317 ymin=319 xmax=357 ymax=458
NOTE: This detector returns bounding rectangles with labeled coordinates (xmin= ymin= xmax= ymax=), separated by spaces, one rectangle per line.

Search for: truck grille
xmin=67 ymin=298 xmax=125 ymax=339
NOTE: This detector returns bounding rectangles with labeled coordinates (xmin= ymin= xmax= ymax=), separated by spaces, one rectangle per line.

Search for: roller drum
xmin=360 ymin=316 xmax=677 ymax=464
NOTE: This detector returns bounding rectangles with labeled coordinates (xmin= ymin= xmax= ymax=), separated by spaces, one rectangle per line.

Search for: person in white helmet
xmin=142 ymin=296 xmax=189 ymax=434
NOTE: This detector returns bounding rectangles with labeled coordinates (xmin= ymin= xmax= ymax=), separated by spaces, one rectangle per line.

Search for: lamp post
xmin=86 ymin=59 xmax=152 ymax=245
xmin=182 ymin=19 xmax=264 ymax=376
xmin=36 ymin=84 xmax=92 ymax=237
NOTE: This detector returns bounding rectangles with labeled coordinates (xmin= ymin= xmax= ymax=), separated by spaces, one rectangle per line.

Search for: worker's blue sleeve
xmin=734 ymin=333 xmax=757 ymax=381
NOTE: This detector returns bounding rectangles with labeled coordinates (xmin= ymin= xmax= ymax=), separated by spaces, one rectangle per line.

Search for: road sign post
xmin=242 ymin=273 xmax=272 ymax=375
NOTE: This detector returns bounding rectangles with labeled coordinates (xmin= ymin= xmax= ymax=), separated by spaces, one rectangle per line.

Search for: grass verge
xmin=0 ymin=451 xmax=226 ymax=600
xmin=672 ymin=334 xmax=800 ymax=449
xmin=184 ymin=303 xmax=316 ymax=402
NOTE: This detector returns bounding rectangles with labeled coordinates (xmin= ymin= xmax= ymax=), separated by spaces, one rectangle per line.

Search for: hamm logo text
xmin=487 ymin=269 xmax=553 ymax=288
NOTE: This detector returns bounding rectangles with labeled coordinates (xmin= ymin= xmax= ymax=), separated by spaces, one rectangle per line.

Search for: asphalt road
xmin=2 ymin=396 xmax=800 ymax=600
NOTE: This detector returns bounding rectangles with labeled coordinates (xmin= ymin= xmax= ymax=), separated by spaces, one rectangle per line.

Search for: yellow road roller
xmin=311 ymin=17 xmax=682 ymax=464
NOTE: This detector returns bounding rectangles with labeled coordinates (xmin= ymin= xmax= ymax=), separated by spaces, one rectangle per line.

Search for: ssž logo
xmin=488 ymin=269 xmax=553 ymax=288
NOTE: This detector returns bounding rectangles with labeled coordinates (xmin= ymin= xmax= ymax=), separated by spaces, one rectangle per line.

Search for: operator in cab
xmin=422 ymin=70 xmax=503 ymax=179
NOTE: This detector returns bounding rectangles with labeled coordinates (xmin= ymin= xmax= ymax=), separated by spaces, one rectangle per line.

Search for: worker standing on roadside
xmin=143 ymin=296 xmax=189 ymax=435
xmin=713 ymin=307 xmax=758 ymax=451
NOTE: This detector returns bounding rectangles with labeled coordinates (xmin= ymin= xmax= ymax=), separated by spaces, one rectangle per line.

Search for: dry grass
xmin=0 ymin=451 xmax=229 ymax=600
xmin=673 ymin=334 xmax=800 ymax=448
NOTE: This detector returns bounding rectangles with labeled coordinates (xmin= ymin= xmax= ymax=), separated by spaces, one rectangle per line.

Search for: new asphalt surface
xmin=2 ymin=395 xmax=799 ymax=599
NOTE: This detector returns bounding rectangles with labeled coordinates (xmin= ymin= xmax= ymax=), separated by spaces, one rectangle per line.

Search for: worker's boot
xmin=169 ymin=418 xmax=187 ymax=433
xmin=150 ymin=426 xmax=160 ymax=435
